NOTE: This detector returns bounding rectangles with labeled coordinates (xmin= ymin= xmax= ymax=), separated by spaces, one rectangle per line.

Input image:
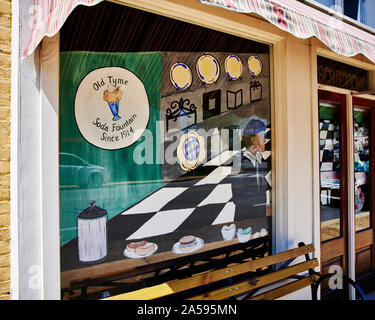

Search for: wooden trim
xmin=318 ymin=84 xmax=375 ymax=101
xmin=321 ymin=238 xmax=345 ymax=262
xmin=346 ymin=91 xmax=356 ymax=299
xmin=355 ymin=229 xmax=374 ymax=250
xmin=310 ymin=40 xmax=321 ymax=274
xmin=352 ymin=97 xmax=375 ymax=280
xmin=249 ymin=275 xmax=317 ymax=300
xmin=318 ymin=90 xmax=349 ymax=276
xmin=104 ymin=243 xmax=315 ymax=300
xmin=188 ymin=259 xmax=319 ymax=300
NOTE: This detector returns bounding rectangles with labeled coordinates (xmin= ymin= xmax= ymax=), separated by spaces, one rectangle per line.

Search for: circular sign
xmin=225 ymin=55 xmax=243 ymax=80
xmin=74 ymin=67 xmax=149 ymax=150
xmin=248 ymin=56 xmax=263 ymax=76
xmin=196 ymin=54 xmax=220 ymax=84
xmin=170 ymin=63 xmax=192 ymax=90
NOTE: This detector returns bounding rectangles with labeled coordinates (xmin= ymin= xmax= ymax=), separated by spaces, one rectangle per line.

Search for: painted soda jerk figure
xmin=232 ymin=118 xmax=272 ymax=218
xmin=242 ymin=118 xmax=267 ymax=167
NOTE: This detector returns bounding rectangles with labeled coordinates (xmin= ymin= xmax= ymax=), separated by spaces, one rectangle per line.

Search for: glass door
xmin=318 ymin=90 xmax=349 ymax=299
xmin=352 ymin=97 xmax=375 ymax=295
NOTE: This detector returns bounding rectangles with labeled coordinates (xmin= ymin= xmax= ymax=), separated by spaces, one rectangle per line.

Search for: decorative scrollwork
xmin=165 ymin=98 xmax=197 ymax=132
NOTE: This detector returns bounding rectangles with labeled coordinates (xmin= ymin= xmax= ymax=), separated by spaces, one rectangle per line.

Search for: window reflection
xmin=320 ymin=102 xmax=341 ymax=242
xmin=354 ymin=108 xmax=371 ymax=232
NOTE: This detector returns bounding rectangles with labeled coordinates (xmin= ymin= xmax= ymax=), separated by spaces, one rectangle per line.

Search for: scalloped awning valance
xmin=23 ymin=0 xmax=103 ymax=57
xmin=198 ymin=0 xmax=375 ymax=63
xmin=24 ymin=0 xmax=375 ymax=64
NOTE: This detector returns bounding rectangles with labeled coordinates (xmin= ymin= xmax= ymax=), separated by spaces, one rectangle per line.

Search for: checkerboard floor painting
xmin=320 ymin=120 xmax=340 ymax=172
xmin=120 ymin=149 xmax=272 ymax=241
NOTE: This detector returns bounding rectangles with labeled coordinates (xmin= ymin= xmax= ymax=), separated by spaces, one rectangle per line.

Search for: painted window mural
xmin=59 ymin=2 xmax=272 ymax=291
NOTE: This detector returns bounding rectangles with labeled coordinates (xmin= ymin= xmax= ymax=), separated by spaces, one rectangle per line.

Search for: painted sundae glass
xmin=103 ymin=84 xmax=122 ymax=121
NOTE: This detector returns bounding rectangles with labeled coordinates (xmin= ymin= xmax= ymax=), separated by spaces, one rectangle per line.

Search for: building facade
xmin=8 ymin=0 xmax=375 ymax=300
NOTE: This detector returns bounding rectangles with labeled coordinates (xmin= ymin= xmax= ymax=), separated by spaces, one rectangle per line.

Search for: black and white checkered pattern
xmin=108 ymin=126 xmax=272 ymax=242
xmin=320 ymin=120 xmax=339 ymax=172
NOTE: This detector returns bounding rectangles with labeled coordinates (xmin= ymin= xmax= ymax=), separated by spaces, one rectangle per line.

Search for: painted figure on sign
xmin=241 ymin=118 xmax=271 ymax=193
xmin=242 ymin=119 xmax=267 ymax=167
xmin=103 ymin=84 xmax=123 ymax=121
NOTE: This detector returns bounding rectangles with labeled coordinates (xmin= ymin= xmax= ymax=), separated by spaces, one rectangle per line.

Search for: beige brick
xmin=0 ymin=202 xmax=10 ymax=228
xmin=0 ymin=161 xmax=9 ymax=174
xmin=0 ymin=266 xmax=9 ymax=282
xmin=0 ymin=1 xmax=11 ymax=14
xmin=0 ymin=227 xmax=9 ymax=241
xmin=0 ymin=201 xmax=9 ymax=214
xmin=0 ymin=254 xmax=8 ymax=269
xmin=0 ymin=124 xmax=10 ymax=137
xmin=0 ymin=13 xmax=10 ymax=27
xmin=0 ymin=239 xmax=9 ymax=254
xmin=0 ymin=81 xmax=10 ymax=95
xmin=0 ymin=214 xmax=9 ymax=228
xmin=0 ymin=96 xmax=9 ymax=108
xmin=0 ymin=67 xmax=10 ymax=81
xmin=0 ymin=191 xmax=9 ymax=202
xmin=0 ymin=280 xmax=10 ymax=295
xmin=0 ymin=106 xmax=10 ymax=118
xmin=0 ymin=55 xmax=10 ymax=70
xmin=0 ymin=144 xmax=9 ymax=161
xmin=0 ymin=173 xmax=9 ymax=186
xmin=0 ymin=26 xmax=10 ymax=40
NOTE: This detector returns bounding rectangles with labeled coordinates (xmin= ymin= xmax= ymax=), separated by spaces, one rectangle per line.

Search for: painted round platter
xmin=225 ymin=55 xmax=243 ymax=80
xmin=123 ymin=243 xmax=158 ymax=259
xmin=248 ymin=56 xmax=263 ymax=76
xmin=172 ymin=237 xmax=204 ymax=254
xmin=196 ymin=54 xmax=220 ymax=84
xmin=170 ymin=63 xmax=193 ymax=90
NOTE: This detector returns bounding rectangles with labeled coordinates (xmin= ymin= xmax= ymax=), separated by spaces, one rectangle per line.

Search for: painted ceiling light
xmin=196 ymin=54 xmax=220 ymax=84
xmin=170 ymin=63 xmax=193 ymax=90
xmin=224 ymin=55 xmax=243 ymax=80
xmin=248 ymin=56 xmax=263 ymax=76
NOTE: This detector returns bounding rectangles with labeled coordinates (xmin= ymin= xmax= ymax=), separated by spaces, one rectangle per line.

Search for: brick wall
xmin=0 ymin=0 xmax=11 ymax=300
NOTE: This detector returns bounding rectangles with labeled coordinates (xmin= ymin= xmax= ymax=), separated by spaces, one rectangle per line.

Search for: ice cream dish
xmin=124 ymin=240 xmax=158 ymax=258
xmin=103 ymin=84 xmax=123 ymax=121
xmin=135 ymin=243 xmax=157 ymax=256
xmin=126 ymin=240 xmax=147 ymax=253
xmin=173 ymin=235 xmax=204 ymax=254
xmin=237 ymin=227 xmax=252 ymax=243
xmin=179 ymin=235 xmax=198 ymax=252
xmin=221 ymin=224 xmax=236 ymax=240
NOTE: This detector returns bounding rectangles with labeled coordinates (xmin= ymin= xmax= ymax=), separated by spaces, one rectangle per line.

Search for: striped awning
xmin=198 ymin=0 xmax=375 ymax=63
xmin=24 ymin=0 xmax=375 ymax=64
xmin=23 ymin=0 xmax=103 ymax=57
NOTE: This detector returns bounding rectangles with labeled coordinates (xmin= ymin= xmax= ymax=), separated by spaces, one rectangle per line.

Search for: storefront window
xmin=319 ymin=102 xmax=342 ymax=242
xmin=59 ymin=2 xmax=272 ymax=296
xmin=353 ymin=108 xmax=371 ymax=232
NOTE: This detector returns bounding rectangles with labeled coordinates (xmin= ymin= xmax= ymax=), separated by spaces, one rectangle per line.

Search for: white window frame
xmin=11 ymin=0 xmax=313 ymax=300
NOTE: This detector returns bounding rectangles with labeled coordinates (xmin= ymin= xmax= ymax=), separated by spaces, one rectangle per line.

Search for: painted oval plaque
xmin=225 ymin=55 xmax=243 ymax=80
xmin=170 ymin=63 xmax=192 ymax=90
xmin=196 ymin=54 xmax=220 ymax=84
xmin=248 ymin=56 xmax=263 ymax=76
xmin=177 ymin=131 xmax=206 ymax=171
xmin=74 ymin=67 xmax=150 ymax=150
